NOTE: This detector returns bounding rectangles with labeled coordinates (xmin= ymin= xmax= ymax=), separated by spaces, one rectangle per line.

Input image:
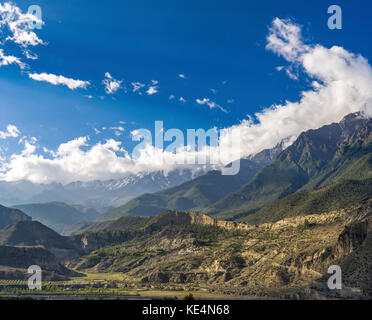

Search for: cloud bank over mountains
xmin=221 ymin=17 xmax=372 ymax=160
xmin=1 ymin=18 xmax=372 ymax=184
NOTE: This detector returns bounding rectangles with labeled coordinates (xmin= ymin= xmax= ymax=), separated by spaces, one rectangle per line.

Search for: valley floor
xmin=1 ymin=199 xmax=371 ymax=300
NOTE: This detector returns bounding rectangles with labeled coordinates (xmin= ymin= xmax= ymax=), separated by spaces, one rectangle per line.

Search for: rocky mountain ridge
xmin=66 ymin=199 xmax=372 ymax=298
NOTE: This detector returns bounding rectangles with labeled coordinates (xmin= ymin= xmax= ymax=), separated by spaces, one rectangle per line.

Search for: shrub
xmin=183 ymin=293 xmax=194 ymax=300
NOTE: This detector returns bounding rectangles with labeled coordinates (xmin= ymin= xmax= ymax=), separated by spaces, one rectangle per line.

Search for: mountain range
xmin=100 ymin=143 xmax=283 ymax=220
xmin=0 ymin=204 xmax=31 ymax=229
xmin=101 ymin=113 xmax=371 ymax=222
xmin=12 ymin=202 xmax=100 ymax=234
xmin=0 ymin=112 xmax=371 ymax=298
xmin=0 ymin=169 xmax=202 ymax=208
xmin=207 ymin=113 xmax=372 ymax=220
xmin=1 ymin=113 xmax=370 ymax=232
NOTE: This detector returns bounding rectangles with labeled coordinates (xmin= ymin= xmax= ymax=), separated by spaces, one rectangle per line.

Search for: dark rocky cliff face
xmin=304 ymin=199 xmax=372 ymax=299
xmin=277 ymin=114 xmax=371 ymax=165
xmin=0 ymin=245 xmax=71 ymax=280
xmin=208 ymin=113 xmax=372 ymax=219
xmin=335 ymin=221 xmax=368 ymax=255
xmin=0 ymin=220 xmax=81 ymax=260
xmin=332 ymin=200 xmax=372 ymax=297
xmin=0 ymin=245 xmax=61 ymax=270
xmin=0 ymin=205 xmax=31 ymax=229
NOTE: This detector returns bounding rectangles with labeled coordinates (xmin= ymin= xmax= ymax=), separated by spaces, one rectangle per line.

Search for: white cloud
xmin=109 ymin=126 xmax=125 ymax=131
xmin=1 ymin=18 xmax=372 ymax=184
xmin=285 ymin=66 xmax=299 ymax=80
xmin=146 ymin=86 xmax=158 ymax=95
xmin=102 ymin=72 xmax=122 ymax=94
xmin=131 ymin=82 xmax=145 ymax=94
xmin=196 ymin=98 xmax=227 ymax=113
xmin=218 ymin=17 xmax=372 ymax=160
xmin=0 ymin=134 xmax=218 ymax=184
xmin=21 ymin=140 xmax=37 ymax=156
xmin=29 ymin=72 xmax=90 ymax=90
xmin=0 ymin=2 xmax=45 ymax=48
xmin=178 ymin=74 xmax=186 ymax=79
xmin=18 ymin=135 xmax=37 ymax=145
xmin=109 ymin=126 xmax=125 ymax=136
xmin=0 ymin=136 xmax=130 ymax=184
xmin=0 ymin=49 xmax=26 ymax=69
xmin=0 ymin=125 xmax=20 ymax=139
xmin=179 ymin=97 xmax=186 ymax=103
xmin=266 ymin=18 xmax=305 ymax=62
xmin=144 ymin=80 xmax=159 ymax=95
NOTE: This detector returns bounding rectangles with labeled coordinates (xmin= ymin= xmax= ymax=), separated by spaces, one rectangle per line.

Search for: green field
xmin=0 ymin=271 xmax=235 ymax=299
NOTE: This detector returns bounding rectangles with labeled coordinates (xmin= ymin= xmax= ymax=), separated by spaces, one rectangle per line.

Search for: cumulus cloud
xmin=146 ymin=81 xmax=159 ymax=95
xmin=146 ymin=87 xmax=158 ymax=95
xmin=0 ymin=3 xmax=92 ymax=93
xmin=20 ymin=140 xmax=37 ymax=156
xmin=0 ymin=2 xmax=45 ymax=70
xmin=266 ymin=18 xmax=305 ymax=61
xmin=0 ymin=125 xmax=20 ymax=139
xmin=178 ymin=74 xmax=186 ymax=79
xmin=218 ymin=17 xmax=372 ymax=160
xmin=0 ymin=136 xmax=139 ymax=184
xmin=0 ymin=2 xmax=44 ymax=48
xmin=0 ymin=134 xmax=223 ymax=184
xmin=0 ymin=2 xmax=93 ymax=94
xmin=1 ymin=18 xmax=372 ymax=183
xmin=102 ymin=72 xmax=122 ymax=94
xmin=196 ymin=98 xmax=227 ymax=113
xmin=29 ymin=72 xmax=90 ymax=90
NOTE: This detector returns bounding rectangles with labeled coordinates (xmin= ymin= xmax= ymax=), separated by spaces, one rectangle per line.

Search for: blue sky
xmin=1 ymin=0 xmax=372 ymax=183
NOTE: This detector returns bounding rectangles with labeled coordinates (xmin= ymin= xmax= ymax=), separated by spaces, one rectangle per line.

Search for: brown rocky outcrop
xmin=143 ymin=211 xmax=254 ymax=233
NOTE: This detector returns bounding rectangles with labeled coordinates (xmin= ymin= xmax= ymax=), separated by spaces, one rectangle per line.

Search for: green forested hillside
xmin=206 ymin=161 xmax=309 ymax=218
xmin=103 ymin=115 xmax=371 ymax=221
xmin=242 ymin=178 xmax=372 ymax=224
xmin=100 ymin=158 xmax=264 ymax=220
xmin=64 ymin=216 xmax=149 ymax=235
xmin=13 ymin=202 xmax=98 ymax=233
xmin=207 ymin=117 xmax=371 ymax=219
